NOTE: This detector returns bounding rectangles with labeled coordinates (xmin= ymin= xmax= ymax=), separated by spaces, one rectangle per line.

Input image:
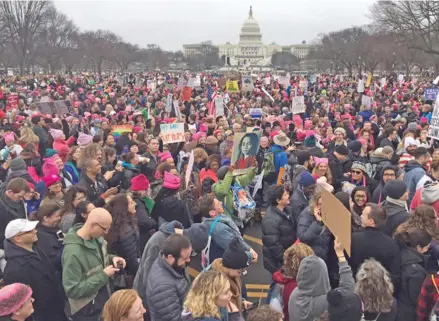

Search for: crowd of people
xmin=0 ymin=71 xmax=436 ymax=321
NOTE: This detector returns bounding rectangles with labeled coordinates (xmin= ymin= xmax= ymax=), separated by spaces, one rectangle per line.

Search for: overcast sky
xmin=54 ymin=0 xmax=374 ymax=51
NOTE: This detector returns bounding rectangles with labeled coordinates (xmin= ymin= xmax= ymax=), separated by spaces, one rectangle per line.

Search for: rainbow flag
xmin=112 ymin=124 xmax=133 ymax=139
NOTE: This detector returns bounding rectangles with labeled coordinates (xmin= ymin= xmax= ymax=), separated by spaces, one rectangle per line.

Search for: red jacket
xmin=53 ymin=136 xmax=76 ymax=163
xmin=272 ymin=270 xmax=298 ymax=320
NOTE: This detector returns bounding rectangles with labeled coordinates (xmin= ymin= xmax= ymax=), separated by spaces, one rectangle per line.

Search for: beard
xmin=172 ymin=260 xmax=188 ymax=273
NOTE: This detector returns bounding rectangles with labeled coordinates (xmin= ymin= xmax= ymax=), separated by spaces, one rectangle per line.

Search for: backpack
xmin=201 ymin=215 xmax=221 ymax=270
xmin=262 ymin=150 xmax=281 ymax=182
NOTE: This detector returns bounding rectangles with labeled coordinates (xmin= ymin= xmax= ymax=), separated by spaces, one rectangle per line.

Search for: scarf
xmin=385 ymin=196 xmax=409 ymax=212
xmin=211 ymin=259 xmax=242 ymax=312
xmin=122 ymin=162 xmax=137 ymax=170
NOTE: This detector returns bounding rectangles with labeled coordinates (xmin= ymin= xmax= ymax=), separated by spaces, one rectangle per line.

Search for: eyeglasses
xmin=95 ymin=222 xmax=110 ymax=233
xmin=351 ymin=170 xmax=363 ymax=175
xmin=383 ymin=173 xmax=396 ymax=177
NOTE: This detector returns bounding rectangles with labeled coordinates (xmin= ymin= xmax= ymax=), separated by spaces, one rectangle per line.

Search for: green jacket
xmin=212 ymin=168 xmax=256 ymax=226
xmin=62 ymin=224 xmax=115 ymax=315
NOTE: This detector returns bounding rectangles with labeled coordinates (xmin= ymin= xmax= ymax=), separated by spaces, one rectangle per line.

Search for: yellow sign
xmin=365 ymin=73 xmax=372 ymax=88
xmin=226 ymin=80 xmax=239 ymax=93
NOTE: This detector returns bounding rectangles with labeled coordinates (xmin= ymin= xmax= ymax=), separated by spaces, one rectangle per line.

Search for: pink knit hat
xmin=163 ymin=172 xmax=180 ymax=190
xmin=49 ymin=129 xmax=63 ymax=140
xmin=0 ymin=283 xmax=32 ymax=316
xmin=77 ymin=132 xmax=93 ymax=147
xmin=4 ymin=133 xmax=15 ymax=144
xmin=304 ymin=120 xmax=313 ymax=130
xmin=160 ymin=152 xmax=173 ymax=162
xmin=42 ymin=157 xmax=59 ymax=177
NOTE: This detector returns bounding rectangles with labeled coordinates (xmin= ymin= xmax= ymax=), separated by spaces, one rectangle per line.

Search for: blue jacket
xmin=403 ymin=160 xmax=426 ymax=204
xmin=271 ymin=144 xmax=288 ymax=176
xmin=359 ymin=110 xmax=374 ymax=122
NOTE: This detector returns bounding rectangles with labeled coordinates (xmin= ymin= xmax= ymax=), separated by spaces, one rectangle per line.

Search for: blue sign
xmin=424 ymin=88 xmax=439 ymax=101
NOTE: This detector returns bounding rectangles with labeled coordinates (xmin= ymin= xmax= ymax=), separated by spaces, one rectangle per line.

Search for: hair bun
xmin=327 ymin=289 xmax=342 ymax=306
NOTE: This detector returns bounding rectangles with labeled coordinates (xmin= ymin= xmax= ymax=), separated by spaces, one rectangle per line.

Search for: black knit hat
xmin=335 ymin=145 xmax=349 ymax=156
xmin=327 ymin=289 xmax=363 ymax=321
xmin=384 ymin=179 xmax=407 ymax=200
xmin=348 ymin=141 xmax=362 ymax=153
xmin=222 ymin=237 xmax=249 ymax=270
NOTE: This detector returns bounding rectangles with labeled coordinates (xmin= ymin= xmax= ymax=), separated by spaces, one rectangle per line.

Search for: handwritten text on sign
xmin=160 ymin=123 xmax=185 ymax=144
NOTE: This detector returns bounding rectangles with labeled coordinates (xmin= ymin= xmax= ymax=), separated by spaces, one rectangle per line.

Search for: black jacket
xmin=261 ymin=205 xmax=296 ymax=274
xmin=290 ymin=188 xmax=309 ymax=221
xmin=141 ymin=152 xmax=160 ymax=182
xmin=122 ymin=165 xmax=140 ymax=191
xmin=397 ymin=247 xmax=428 ymax=321
xmin=133 ymin=195 xmax=157 ymax=252
xmin=151 ymin=194 xmax=191 ymax=228
xmin=328 ymin=153 xmax=347 ymax=192
xmin=3 ymin=241 xmax=67 ymax=321
xmin=0 ymin=188 xmax=26 ymax=249
xmin=297 ymin=206 xmax=332 ymax=261
xmin=349 ymin=227 xmax=401 ymax=290
xmin=35 ymin=224 xmax=64 ymax=272
xmin=381 ymin=201 xmax=409 ymax=237
xmin=77 ymin=174 xmax=107 ymax=208
xmin=107 ymin=221 xmax=140 ymax=276
xmin=102 ymin=163 xmax=123 ymax=188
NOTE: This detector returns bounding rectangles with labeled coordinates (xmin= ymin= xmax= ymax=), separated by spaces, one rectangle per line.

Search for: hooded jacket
xmin=371 ymin=165 xmax=396 ymax=204
xmin=262 ymin=205 xmax=296 ymax=274
xmin=403 ymin=160 xmax=426 ymax=204
xmin=381 ymin=198 xmax=409 ymax=237
xmin=288 ymin=257 xmax=355 ymax=321
xmin=0 ymin=187 xmax=27 ymax=249
xmin=151 ymin=191 xmax=191 ymax=228
xmin=272 ymin=270 xmax=298 ymax=320
xmin=3 ymin=241 xmax=67 ymax=321
xmin=369 ymin=151 xmax=392 ymax=181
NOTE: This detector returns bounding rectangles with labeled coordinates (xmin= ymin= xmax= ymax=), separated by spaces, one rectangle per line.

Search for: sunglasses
xmin=352 ymin=170 xmax=363 ymax=175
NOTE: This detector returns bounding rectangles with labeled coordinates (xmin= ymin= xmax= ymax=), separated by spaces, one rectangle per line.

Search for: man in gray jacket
xmin=146 ymin=234 xmax=192 ymax=321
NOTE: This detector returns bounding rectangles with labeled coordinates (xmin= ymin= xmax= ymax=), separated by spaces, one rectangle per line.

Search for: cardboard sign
xmin=241 ymin=76 xmax=254 ymax=92
xmin=185 ymin=150 xmax=194 ymax=189
xmin=34 ymin=100 xmax=71 ymax=115
xmin=187 ymin=77 xmax=196 ymax=88
xmin=214 ymin=96 xmax=224 ymax=117
xmin=226 ymin=80 xmax=239 ymax=93
xmin=424 ymin=88 xmax=439 ymax=101
xmin=321 ymin=189 xmax=352 ymax=256
xmin=180 ymin=86 xmax=192 ymax=102
xmin=147 ymin=80 xmax=156 ymax=91
xmin=299 ymin=80 xmax=308 ymax=90
xmin=291 ymin=96 xmax=305 ymax=114
xmin=166 ymin=93 xmax=173 ymax=112
xmin=160 ymin=123 xmax=185 ymax=144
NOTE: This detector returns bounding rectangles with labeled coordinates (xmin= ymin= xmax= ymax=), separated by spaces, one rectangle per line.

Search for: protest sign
xmin=160 ymin=123 xmax=185 ymax=144
xmin=185 ymin=150 xmax=194 ymax=189
xmin=321 ymin=189 xmax=352 ymax=256
xmin=252 ymin=170 xmax=264 ymax=198
xmin=277 ymin=167 xmax=285 ymax=186
xmin=187 ymin=78 xmax=196 ymax=88
xmin=424 ymin=88 xmax=439 ymax=101
xmin=226 ymin=80 xmax=239 ymax=93
xmin=166 ymin=93 xmax=173 ymax=112
xmin=223 ymin=93 xmax=230 ymax=106
xmin=177 ymin=78 xmax=187 ymax=90
xmin=428 ymin=96 xmax=439 ymax=140
xmin=231 ymin=132 xmax=261 ymax=175
xmin=357 ymin=79 xmax=365 ymax=93
xmin=434 ymin=76 xmax=439 ymax=86
xmin=214 ymin=96 xmax=224 ymax=117
xmin=249 ymin=108 xmax=262 ymax=119
xmin=261 ymin=88 xmax=274 ymax=102
xmin=299 ymin=80 xmax=308 ymax=90
xmin=278 ymin=76 xmax=289 ymax=86
xmin=173 ymin=100 xmax=182 ymax=119
xmin=180 ymin=86 xmax=192 ymax=102
xmin=361 ymin=95 xmax=372 ymax=108
xmin=147 ymin=80 xmax=156 ymax=91
xmin=264 ymin=77 xmax=271 ymax=85
xmin=365 ymin=73 xmax=372 ymax=87
xmin=291 ymin=96 xmax=305 ymax=114
xmin=194 ymin=76 xmax=201 ymax=87
xmin=53 ymin=100 xmax=71 ymax=115
xmin=241 ymin=76 xmax=254 ymax=92
xmin=398 ymin=74 xmax=405 ymax=84
xmin=6 ymin=94 xmax=18 ymax=110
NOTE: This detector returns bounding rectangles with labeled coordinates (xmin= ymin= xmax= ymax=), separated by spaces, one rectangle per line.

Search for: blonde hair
xmin=282 ymin=243 xmax=314 ymax=278
xmin=193 ymin=147 xmax=208 ymax=162
xmin=309 ymin=192 xmax=322 ymax=213
xmin=102 ymin=289 xmax=138 ymax=321
xmin=184 ymin=271 xmax=229 ymax=319
xmin=312 ymin=164 xmax=333 ymax=185
xmin=19 ymin=126 xmax=40 ymax=145
xmin=355 ymin=259 xmax=394 ymax=313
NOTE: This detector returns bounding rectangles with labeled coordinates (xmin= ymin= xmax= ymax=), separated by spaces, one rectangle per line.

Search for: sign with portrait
xmin=231 ymin=131 xmax=261 ymax=175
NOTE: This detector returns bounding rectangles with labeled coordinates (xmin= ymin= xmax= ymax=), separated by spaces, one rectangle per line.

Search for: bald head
xmin=86 ymin=208 xmax=112 ymax=229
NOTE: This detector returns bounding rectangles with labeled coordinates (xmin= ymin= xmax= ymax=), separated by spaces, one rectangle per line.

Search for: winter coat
xmin=397 ymin=247 xmax=428 ymax=321
xmin=297 ymin=207 xmax=332 ymax=261
xmin=146 ymin=255 xmax=191 ymax=321
xmin=102 ymin=163 xmax=123 ymax=188
xmin=33 ymin=125 xmax=49 ymax=156
xmin=370 ymin=154 xmax=393 ymax=182
xmin=262 ymin=206 xmax=297 ymax=274
xmin=151 ymin=192 xmax=191 ymax=228
xmin=271 ymin=145 xmax=288 ymax=178
xmin=141 ymin=152 xmax=160 ymax=182
xmin=291 ymin=165 xmax=307 ymax=192
xmin=64 ymin=161 xmax=80 ymax=185
xmin=272 ymin=270 xmax=298 ymax=320
xmin=53 ymin=136 xmax=76 ymax=163
xmin=381 ymin=200 xmax=409 ymax=237
xmin=133 ymin=221 xmax=184 ymax=306
xmin=290 ymin=188 xmax=309 ymax=221
xmin=61 ymin=224 xmax=114 ymax=318
xmin=107 ymin=220 xmax=141 ymax=276
xmin=410 ymin=183 xmax=439 ymax=217
xmin=349 ymin=227 xmax=401 ymax=290
xmin=403 ymin=160 xmax=426 ymax=205
xmin=371 ymin=165 xmax=396 ymax=204
xmin=35 ymin=223 xmax=64 ymax=272
xmin=76 ymin=174 xmax=107 ymax=208
xmin=133 ymin=195 xmax=157 ymax=252
xmin=3 ymin=241 xmax=67 ymax=321
xmin=328 ymin=153 xmax=346 ymax=191
xmin=363 ymin=299 xmax=397 ymax=321
xmin=121 ymin=162 xmax=140 ymax=191
xmin=0 ymin=187 xmax=27 ymax=249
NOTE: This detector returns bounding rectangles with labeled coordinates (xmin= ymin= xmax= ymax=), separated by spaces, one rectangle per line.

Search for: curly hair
xmin=282 ymin=243 xmax=314 ymax=278
xmin=184 ymin=271 xmax=229 ymax=320
xmin=19 ymin=126 xmax=40 ymax=145
xmin=394 ymin=205 xmax=439 ymax=241
xmin=355 ymin=259 xmax=394 ymax=313
xmin=78 ymin=143 xmax=103 ymax=168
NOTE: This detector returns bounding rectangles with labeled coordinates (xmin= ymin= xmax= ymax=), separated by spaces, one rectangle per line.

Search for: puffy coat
xmin=290 ymin=188 xmax=309 ymax=221
xmin=146 ymin=255 xmax=191 ymax=321
xmin=297 ymin=207 xmax=332 ymax=261
xmin=397 ymin=247 xmax=427 ymax=321
xmin=53 ymin=136 xmax=76 ymax=163
xmin=152 ymin=192 xmax=191 ymax=229
xmin=262 ymin=206 xmax=297 ymax=274
xmin=35 ymin=223 xmax=64 ymax=272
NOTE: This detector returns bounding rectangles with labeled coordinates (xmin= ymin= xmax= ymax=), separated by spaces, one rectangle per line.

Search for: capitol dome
xmin=239 ymin=6 xmax=262 ymax=45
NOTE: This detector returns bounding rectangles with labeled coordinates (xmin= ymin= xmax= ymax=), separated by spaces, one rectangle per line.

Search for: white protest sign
xmin=194 ymin=76 xmax=201 ymax=87
xmin=166 ymin=93 xmax=173 ymax=112
xmin=264 ymin=77 xmax=271 ymax=85
xmin=185 ymin=151 xmax=194 ymax=189
xmin=361 ymin=95 xmax=372 ymax=108
xmin=291 ymin=96 xmax=305 ymax=114
xmin=252 ymin=170 xmax=264 ymax=198
xmin=214 ymin=96 xmax=224 ymax=116
xmin=380 ymin=77 xmax=386 ymax=88
xmin=173 ymin=100 xmax=182 ymax=119
xmin=428 ymin=96 xmax=439 ymax=140
xmin=357 ymin=79 xmax=365 ymax=93
xmin=187 ymin=78 xmax=196 ymax=88
xmin=160 ymin=123 xmax=185 ymax=144
xmin=223 ymin=93 xmax=230 ymax=106
xmin=261 ymin=88 xmax=274 ymax=102
xmin=433 ymin=76 xmax=439 ymax=86
xmin=278 ymin=76 xmax=289 ymax=86
xmin=398 ymin=74 xmax=405 ymax=84
xmin=147 ymin=80 xmax=156 ymax=91
xmin=177 ymin=78 xmax=187 ymax=90
xmin=241 ymin=75 xmax=254 ymax=92
xmin=299 ymin=80 xmax=308 ymax=90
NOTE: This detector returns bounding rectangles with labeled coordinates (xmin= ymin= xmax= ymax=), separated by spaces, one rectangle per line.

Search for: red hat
xmin=130 ymin=174 xmax=150 ymax=191
xmin=163 ymin=172 xmax=181 ymax=190
xmin=42 ymin=174 xmax=61 ymax=188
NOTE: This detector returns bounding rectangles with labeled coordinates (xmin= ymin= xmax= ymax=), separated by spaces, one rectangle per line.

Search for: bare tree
xmin=0 ymin=0 xmax=52 ymax=75
xmin=271 ymin=52 xmax=300 ymax=70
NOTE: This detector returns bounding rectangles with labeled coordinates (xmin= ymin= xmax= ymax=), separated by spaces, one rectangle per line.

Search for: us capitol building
xmin=183 ymin=6 xmax=312 ymax=69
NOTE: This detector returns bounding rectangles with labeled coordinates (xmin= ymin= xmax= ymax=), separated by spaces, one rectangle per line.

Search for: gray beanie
xmin=183 ymin=223 xmax=209 ymax=253
xmin=9 ymin=158 xmax=26 ymax=172
xmin=216 ymin=166 xmax=229 ymax=180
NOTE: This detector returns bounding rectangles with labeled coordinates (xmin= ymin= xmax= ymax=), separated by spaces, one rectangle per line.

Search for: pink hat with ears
xmin=199 ymin=123 xmax=208 ymax=133
xmin=125 ymin=106 xmax=133 ymax=113
xmin=84 ymin=112 xmax=91 ymax=118
xmin=305 ymin=130 xmax=315 ymax=138
xmin=304 ymin=120 xmax=313 ymax=130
